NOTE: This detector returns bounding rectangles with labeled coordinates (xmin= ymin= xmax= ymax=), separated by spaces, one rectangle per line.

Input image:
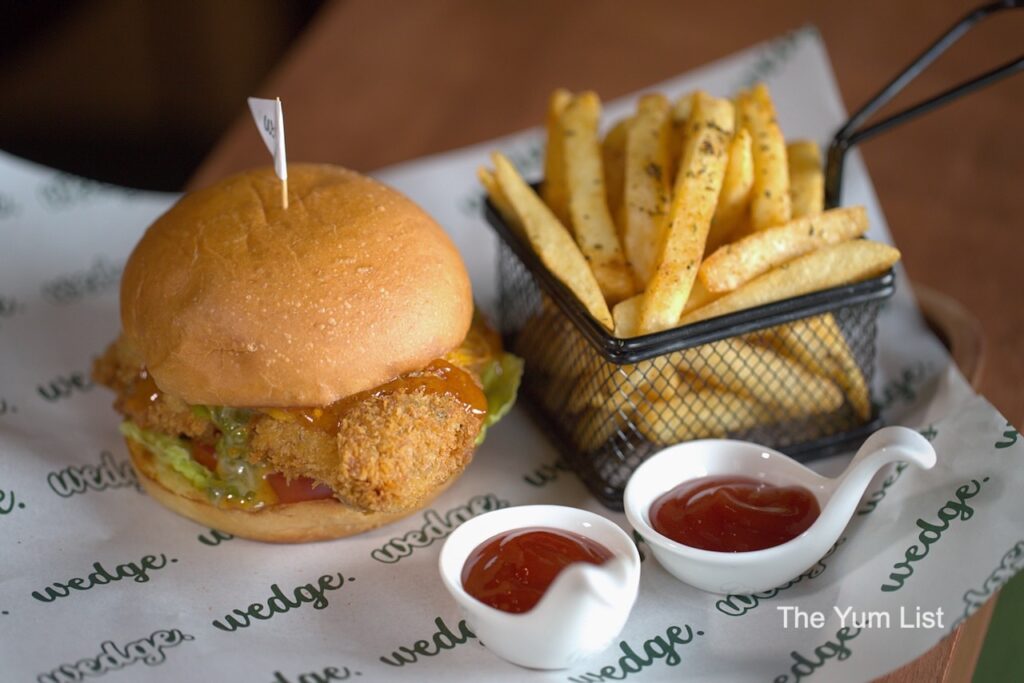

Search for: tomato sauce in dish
xmin=461 ymin=527 xmax=614 ymax=613
xmin=650 ymin=476 xmax=820 ymax=552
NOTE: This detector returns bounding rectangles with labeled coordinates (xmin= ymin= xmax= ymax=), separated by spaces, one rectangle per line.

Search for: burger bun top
xmin=121 ymin=164 xmax=472 ymax=407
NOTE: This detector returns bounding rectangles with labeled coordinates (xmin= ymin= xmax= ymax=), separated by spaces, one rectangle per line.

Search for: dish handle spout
xmin=820 ymin=426 xmax=937 ymax=527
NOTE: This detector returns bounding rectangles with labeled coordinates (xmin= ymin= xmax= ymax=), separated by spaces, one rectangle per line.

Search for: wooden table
xmin=193 ymin=1 xmax=1023 ymax=679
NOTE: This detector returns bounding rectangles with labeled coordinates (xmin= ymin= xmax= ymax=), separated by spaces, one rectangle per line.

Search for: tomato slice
xmin=266 ymin=473 xmax=336 ymax=504
xmin=190 ymin=439 xmax=334 ymax=505
xmin=191 ymin=441 xmax=218 ymax=471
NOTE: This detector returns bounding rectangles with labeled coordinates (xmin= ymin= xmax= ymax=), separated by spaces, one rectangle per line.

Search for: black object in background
xmin=0 ymin=0 xmax=323 ymax=191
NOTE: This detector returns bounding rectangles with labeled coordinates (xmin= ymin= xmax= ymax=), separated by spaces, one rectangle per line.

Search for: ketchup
xmin=650 ymin=476 xmax=820 ymax=552
xmin=461 ymin=527 xmax=614 ymax=613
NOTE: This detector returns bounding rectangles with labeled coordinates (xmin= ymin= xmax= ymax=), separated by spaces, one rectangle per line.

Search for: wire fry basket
xmin=492 ymin=200 xmax=891 ymax=508
xmin=487 ymin=2 xmax=1021 ymax=509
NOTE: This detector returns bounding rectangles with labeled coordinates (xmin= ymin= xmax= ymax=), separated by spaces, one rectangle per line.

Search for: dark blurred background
xmin=0 ymin=0 xmax=323 ymax=190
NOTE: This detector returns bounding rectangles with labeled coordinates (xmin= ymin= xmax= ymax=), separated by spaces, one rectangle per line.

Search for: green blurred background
xmin=974 ymin=573 xmax=1023 ymax=683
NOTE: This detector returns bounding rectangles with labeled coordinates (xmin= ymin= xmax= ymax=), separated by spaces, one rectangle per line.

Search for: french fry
xmin=612 ymin=279 xmax=717 ymax=338
xmin=621 ymin=359 xmax=682 ymax=404
xmin=577 ymin=400 xmax=640 ymax=453
xmin=541 ymin=89 xmax=573 ymax=227
xmin=477 ymin=167 xmax=520 ymax=233
xmin=706 ymin=128 xmax=754 ymax=253
xmin=667 ymin=93 xmax=695 ymax=185
xmin=787 ymin=140 xmax=824 ymax=218
xmin=635 ymin=385 xmax=766 ymax=444
xmin=580 ymin=354 xmax=697 ymax=450
xmin=580 ymin=356 xmax=683 ymax=413
xmin=564 ymin=344 xmax=614 ymax=414
xmin=623 ymin=94 xmax=672 ymax=286
xmin=671 ymin=93 xmax=695 ymax=126
xmin=636 ymin=338 xmax=844 ymax=446
xmin=638 ymin=92 xmax=733 ymax=334
xmin=679 ymin=240 xmax=900 ymax=326
xmin=561 ymin=92 xmax=637 ymax=303
xmin=761 ymin=315 xmax=872 ymax=421
xmin=602 ymin=117 xmax=632 ymax=233
xmin=699 ymin=206 xmax=869 ymax=293
xmin=485 ymin=87 xmax=896 ymax=456
xmin=515 ymin=302 xmax=612 ymax=421
xmin=738 ymin=84 xmax=791 ymax=230
xmin=612 ymin=295 xmax=642 ymax=337
xmin=678 ymin=340 xmax=844 ymax=418
xmin=573 ymin=344 xmax=689 ymax=446
xmin=491 ymin=152 xmax=614 ymax=329
xmin=681 ymin=284 xmax=720 ymax=320
xmin=514 ymin=306 xmax=569 ymax=377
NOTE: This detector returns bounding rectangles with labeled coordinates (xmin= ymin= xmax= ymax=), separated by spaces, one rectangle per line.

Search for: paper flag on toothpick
xmin=247 ymin=96 xmax=288 ymax=208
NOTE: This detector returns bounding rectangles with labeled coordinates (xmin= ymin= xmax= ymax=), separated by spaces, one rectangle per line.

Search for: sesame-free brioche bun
xmin=125 ymin=438 xmax=456 ymax=542
xmin=121 ymin=164 xmax=472 ymax=408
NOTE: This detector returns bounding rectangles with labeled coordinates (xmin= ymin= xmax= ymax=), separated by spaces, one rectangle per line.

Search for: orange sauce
xmin=445 ymin=316 xmax=503 ymax=376
xmin=120 ymin=369 xmax=162 ymax=415
xmin=271 ymin=360 xmax=487 ymax=433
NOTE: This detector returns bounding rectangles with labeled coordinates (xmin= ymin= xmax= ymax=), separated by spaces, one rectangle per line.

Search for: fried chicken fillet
xmin=94 ymin=333 xmax=488 ymax=514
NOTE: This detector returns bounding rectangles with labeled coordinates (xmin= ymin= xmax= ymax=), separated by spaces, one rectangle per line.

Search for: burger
xmin=93 ymin=164 xmax=521 ymax=542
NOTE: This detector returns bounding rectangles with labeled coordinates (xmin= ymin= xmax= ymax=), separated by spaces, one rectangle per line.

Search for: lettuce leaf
xmin=120 ymin=421 xmax=216 ymax=490
xmin=476 ymin=352 xmax=524 ymax=445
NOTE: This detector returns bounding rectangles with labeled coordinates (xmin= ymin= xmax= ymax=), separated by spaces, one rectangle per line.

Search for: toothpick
xmin=247 ymin=95 xmax=289 ymax=210
xmin=277 ymin=98 xmax=288 ymax=209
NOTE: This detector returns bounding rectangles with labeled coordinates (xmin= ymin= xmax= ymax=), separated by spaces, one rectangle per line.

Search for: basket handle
xmin=825 ymin=0 xmax=1023 ymax=208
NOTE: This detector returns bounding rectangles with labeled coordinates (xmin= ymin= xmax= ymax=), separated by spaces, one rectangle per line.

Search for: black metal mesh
xmin=496 ymin=228 xmax=889 ymax=510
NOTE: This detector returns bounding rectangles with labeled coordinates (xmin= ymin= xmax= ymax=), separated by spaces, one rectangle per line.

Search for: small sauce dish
xmin=439 ymin=504 xmax=641 ymax=669
xmin=624 ymin=426 xmax=936 ymax=595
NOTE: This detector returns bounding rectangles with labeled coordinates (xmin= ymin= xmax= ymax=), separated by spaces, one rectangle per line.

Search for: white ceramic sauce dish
xmin=624 ymin=426 xmax=936 ymax=595
xmin=438 ymin=504 xmax=641 ymax=670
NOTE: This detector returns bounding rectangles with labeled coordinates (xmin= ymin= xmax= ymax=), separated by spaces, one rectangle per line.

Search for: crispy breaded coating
xmin=92 ymin=338 xmax=214 ymax=441
xmin=250 ymin=390 xmax=483 ymax=513
xmin=94 ymin=334 xmax=485 ymax=514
